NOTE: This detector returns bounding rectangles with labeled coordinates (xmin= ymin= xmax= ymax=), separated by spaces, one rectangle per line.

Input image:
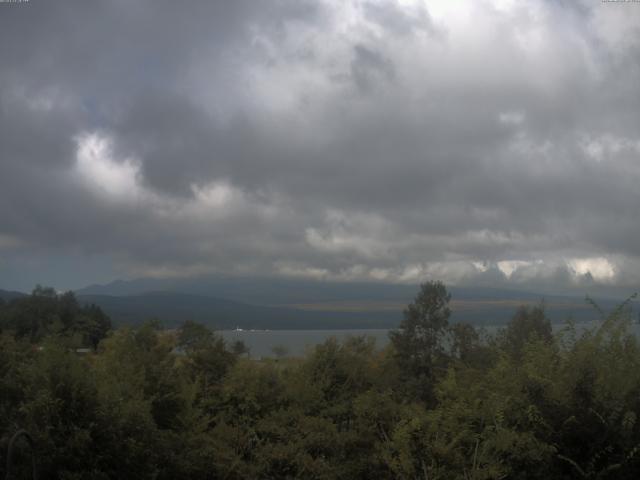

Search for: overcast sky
xmin=1 ymin=0 xmax=640 ymax=293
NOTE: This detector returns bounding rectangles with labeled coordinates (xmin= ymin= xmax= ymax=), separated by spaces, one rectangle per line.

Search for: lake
xmin=220 ymin=329 xmax=391 ymax=358
xmin=221 ymin=320 xmax=640 ymax=358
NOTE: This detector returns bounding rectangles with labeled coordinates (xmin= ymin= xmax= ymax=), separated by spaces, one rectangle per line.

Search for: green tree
xmin=502 ymin=304 xmax=552 ymax=358
xmin=271 ymin=344 xmax=289 ymax=359
xmin=231 ymin=339 xmax=250 ymax=357
xmin=177 ymin=320 xmax=235 ymax=400
xmin=0 ymin=287 xmax=111 ymax=348
xmin=389 ymin=281 xmax=451 ymax=403
xmin=177 ymin=320 xmax=214 ymax=352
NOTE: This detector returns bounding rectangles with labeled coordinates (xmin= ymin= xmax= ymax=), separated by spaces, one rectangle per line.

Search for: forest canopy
xmin=1 ymin=282 xmax=640 ymax=479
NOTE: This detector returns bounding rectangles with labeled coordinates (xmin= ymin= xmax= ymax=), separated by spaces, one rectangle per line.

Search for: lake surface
xmin=221 ymin=320 xmax=640 ymax=358
xmin=220 ymin=329 xmax=391 ymax=358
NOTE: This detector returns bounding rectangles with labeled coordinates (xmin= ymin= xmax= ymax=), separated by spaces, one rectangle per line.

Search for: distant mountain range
xmin=75 ymin=275 xmax=590 ymax=304
xmin=75 ymin=276 xmax=636 ymax=329
xmin=0 ymin=289 xmax=26 ymax=302
xmin=76 ymin=291 xmax=400 ymax=329
xmin=2 ymin=277 xmax=636 ymax=330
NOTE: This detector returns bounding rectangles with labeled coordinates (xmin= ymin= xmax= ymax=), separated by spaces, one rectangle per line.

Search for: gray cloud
xmin=351 ymin=44 xmax=396 ymax=92
xmin=1 ymin=0 xmax=640 ymax=292
xmin=362 ymin=0 xmax=434 ymax=37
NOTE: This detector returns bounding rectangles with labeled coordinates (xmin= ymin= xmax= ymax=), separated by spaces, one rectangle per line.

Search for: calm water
xmin=220 ymin=329 xmax=391 ymax=358
xmin=221 ymin=321 xmax=640 ymax=358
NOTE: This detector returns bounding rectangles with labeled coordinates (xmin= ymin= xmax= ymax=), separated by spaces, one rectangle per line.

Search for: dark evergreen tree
xmin=389 ymin=280 xmax=451 ymax=404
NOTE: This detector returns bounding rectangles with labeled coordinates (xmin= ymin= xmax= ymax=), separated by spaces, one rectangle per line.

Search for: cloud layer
xmin=1 ymin=0 xmax=640 ymax=291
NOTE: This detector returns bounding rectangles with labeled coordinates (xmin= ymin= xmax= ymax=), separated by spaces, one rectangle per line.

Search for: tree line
xmin=1 ymin=282 xmax=639 ymax=479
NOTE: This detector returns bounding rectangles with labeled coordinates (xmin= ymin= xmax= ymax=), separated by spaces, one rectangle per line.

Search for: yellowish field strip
xmin=281 ymin=299 xmax=588 ymax=313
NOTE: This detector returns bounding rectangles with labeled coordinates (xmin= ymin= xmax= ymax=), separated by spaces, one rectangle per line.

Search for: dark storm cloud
xmin=1 ymin=0 xmax=640 ymax=290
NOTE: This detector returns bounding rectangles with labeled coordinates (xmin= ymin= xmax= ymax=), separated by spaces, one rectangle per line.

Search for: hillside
xmin=77 ymin=292 xmax=400 ymax=330
xmin=76 ymin=289 xmax=629 ymax=330
xmin=72 ymin=275 xmax=639 ymax=329
xmin=0 ymin=289 xmax=26 ymax=302
xmin=3 ymin=282 xmax=632 ymax=330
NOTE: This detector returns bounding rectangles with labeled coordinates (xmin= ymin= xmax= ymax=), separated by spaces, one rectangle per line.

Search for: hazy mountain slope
xmin=74 ymin=275 xmax=639 ymax=328
xmin=77 ymin=275 xmax=590 ymax=305
xmin=75 ymin=290 xmax=629 ymax=330
xmin=77 ymin=292 xmax=401 ymax=329
xmin=77 ymin=276 xmax=418 ymax=304
xmin=0 ymin=289 xmax=27 ymax=302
